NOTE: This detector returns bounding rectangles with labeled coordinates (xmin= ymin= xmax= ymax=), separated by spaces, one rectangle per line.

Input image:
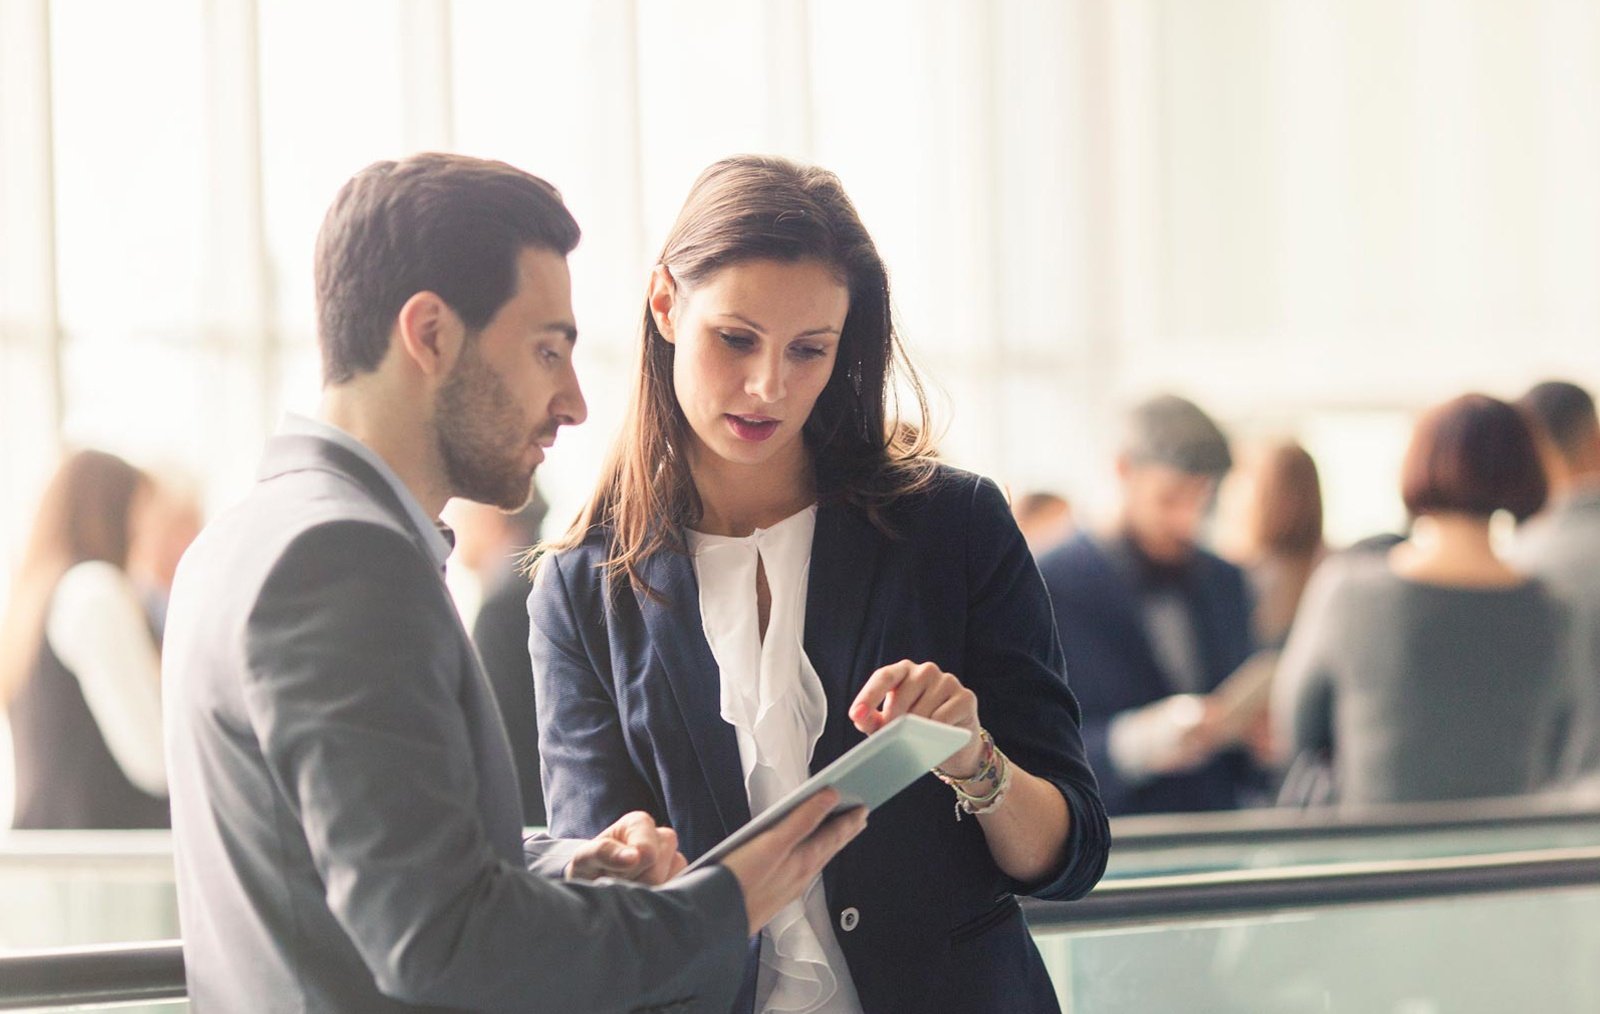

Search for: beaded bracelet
xmin=933 ymin=728 xmax=1014 ymax=820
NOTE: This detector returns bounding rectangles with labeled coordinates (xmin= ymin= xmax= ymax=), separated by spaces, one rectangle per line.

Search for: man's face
xmin=1119 ymin=459 xmax=1219 ymax=565
xmin=436 ymin=247 xmax=587 ymax=510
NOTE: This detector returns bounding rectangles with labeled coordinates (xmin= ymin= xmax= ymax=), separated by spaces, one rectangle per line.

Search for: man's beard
xmin=436 ymin=340 xmax=539 ymax=511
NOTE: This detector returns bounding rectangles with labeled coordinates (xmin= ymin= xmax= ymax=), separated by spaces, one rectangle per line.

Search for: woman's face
xmin=652 ymin=257 xmax=849 ymax=473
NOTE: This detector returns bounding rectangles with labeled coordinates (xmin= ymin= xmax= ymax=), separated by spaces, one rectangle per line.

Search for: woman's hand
xmin=848 ymin=660 xmax=984 ymax=776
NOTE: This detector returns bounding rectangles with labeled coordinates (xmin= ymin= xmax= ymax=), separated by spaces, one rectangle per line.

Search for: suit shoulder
xmin=885 ymin=464 xmax=1006 ymax=521
xmin=1194 ymin=546 xmax=1248 ymax=585
xmin=1036 ymin=533 xmax=1106 ymax=588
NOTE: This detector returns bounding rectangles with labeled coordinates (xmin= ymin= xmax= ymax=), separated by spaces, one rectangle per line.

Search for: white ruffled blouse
xmin=686 ymin=506 xmax=864 ymax=1014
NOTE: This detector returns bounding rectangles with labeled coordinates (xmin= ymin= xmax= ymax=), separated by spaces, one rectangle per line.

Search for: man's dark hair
xmin=314 ymin=153 xmax=580 ymax=385
xmin=1517 ymin=380 xmax=1598 ymax=461
xmin=1121 ymin=394 xmax=1233 ymax=476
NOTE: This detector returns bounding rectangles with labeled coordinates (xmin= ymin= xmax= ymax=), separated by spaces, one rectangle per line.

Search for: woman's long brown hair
xmin=0 ymin=450 xmax=148 ymax=703
xmin=541 ymin=155 xmax=939 ymax=596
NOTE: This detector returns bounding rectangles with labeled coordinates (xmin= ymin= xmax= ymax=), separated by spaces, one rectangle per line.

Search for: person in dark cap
xmin=1037 ymin=395 xmax=1263 ymax=815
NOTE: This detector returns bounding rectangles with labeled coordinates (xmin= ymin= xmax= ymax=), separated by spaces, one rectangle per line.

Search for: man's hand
xmin=565 ymin=810 xmax=686 ymax=885
xmin=718 ymin=789 xmax=868 ymax=936
xmin=848 ymin=659 xmax=982 ymax=775
xmin=1108 ymin=693 xmax=1230 ymax=779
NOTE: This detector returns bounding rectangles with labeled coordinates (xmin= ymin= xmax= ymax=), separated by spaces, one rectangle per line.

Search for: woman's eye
xmin=718 ymin=331 xmax=754 ymax=350
xmin=790 ymin=344 xmax=828 ymax=361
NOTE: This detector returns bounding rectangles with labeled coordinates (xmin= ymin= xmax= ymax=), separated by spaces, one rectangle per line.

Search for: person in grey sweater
xmin=1274 ymin=394 xmax=1575 ymax=806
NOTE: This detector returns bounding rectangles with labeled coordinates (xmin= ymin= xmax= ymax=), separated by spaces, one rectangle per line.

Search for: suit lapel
xmin=1076 ymin=536 xmax=1173 ymax=702
xmin=804 ymin=503 xmax=889 ymax=769
xmin=636 ymin=550 xmax=750 ymax=837
xmin=261 ymin=433 xmax=524 ymax=859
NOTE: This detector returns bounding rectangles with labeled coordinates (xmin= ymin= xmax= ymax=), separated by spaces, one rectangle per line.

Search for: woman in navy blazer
xmin=529 ymin=156 xmax=1109 ymax=1014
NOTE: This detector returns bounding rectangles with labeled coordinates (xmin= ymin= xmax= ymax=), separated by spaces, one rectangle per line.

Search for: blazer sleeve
xmin=960 ymin=477 xmax=1110 ymax=901
xmin=245 ymin=521 xmax=747 ymax=1012
xmin=528 ymin=549 xmax=664 ymax=839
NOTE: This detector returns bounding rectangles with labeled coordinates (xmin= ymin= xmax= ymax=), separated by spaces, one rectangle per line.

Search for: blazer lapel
xmin=636 ymin=550 xmax=750 ymax=837
xmin=1077 ymin=536 xmax=1173 ymax=703
xmin=804 ymin=503 xmax=889 ymax=769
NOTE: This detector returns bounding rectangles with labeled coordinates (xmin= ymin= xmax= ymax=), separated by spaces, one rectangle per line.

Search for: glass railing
xmin=0 ymin=831 xmax=178 ymax=950
xmin=9 ymin=799 xmax=1600 ymax=1010
xmin=1029 ymin=846 xmax=1600 ymax=1012
xmin=8 ymin=846 xmax=1600 ymax=1011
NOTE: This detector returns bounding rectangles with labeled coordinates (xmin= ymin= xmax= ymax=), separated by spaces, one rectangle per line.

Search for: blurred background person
xmin=446 ymin=489 xmax=550 ymax=827
xmin=1218 ymin=441 xmax=1329 ymax=650
xmin=1038 ymin=395 xmax=1264 ymax=816
xmin=1273 ymin=394 xmax=1572 ymax=807
xmin=1013 ymin=490 xmax=1075 ymax=557
xmin=123 ymin=468 xmax=204 ymax=642
xmin=0 ymin=450 xmax=169 ymax=829
xmin=1514 ymin=380 xmax=1600 ymax=782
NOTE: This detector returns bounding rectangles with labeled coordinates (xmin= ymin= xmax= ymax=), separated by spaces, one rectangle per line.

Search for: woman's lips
xmin=725 ymin=414 xmax=780 ymax=442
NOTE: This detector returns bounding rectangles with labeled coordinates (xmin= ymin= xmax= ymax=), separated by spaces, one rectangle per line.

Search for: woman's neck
xmin=1388 ymin=513 xmax=1522 ymax=587
xmin=689 ymin=440 xmax=816 ymax=537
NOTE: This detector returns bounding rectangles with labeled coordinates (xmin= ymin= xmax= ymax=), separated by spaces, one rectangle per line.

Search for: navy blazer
xmin=529 ymin=467 xmax=1109 ymax=1014
xmin=1035 ymin=532 xmax=1258 ymax=816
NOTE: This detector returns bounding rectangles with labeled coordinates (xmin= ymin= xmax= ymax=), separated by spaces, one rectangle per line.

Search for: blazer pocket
xmin=949 ymin=895 xmax=1021 ymax=945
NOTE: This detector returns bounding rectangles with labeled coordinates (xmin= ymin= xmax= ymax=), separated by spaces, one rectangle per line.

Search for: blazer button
xmin=839 ymin=907 xmax=860 ymax=932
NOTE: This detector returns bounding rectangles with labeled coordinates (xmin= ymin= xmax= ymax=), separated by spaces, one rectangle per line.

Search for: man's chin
xmin=450 ymin=469 xmax=537 ymax=513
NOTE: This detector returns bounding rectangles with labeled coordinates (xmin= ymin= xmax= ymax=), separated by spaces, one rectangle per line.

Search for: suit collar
xmin=258 ymin=431 xmax=449 ymax=569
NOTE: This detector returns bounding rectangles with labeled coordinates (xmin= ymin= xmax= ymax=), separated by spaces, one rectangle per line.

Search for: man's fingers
xmin=791 ymin=808 xmax=868 ymax=874
xmin=766 ymin=788 xmax=843 ymax=852
xmin=643 ymin=827 xmax=681 ymax=885
xmin=592 ymin=838 xmax=642 ymax=870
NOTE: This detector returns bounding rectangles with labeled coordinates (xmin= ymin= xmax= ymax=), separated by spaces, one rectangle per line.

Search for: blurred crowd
xmin=1019 ymin=380 xmax=1600 ymax=816
xmin=9 ymin=379 xmax=1600 ymax=826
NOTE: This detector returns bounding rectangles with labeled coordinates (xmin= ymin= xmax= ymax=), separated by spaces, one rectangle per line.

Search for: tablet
xmin=683 ymin=714 xmax=973 ymax=873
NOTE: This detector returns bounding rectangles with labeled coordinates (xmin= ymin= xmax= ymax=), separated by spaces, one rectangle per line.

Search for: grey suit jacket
xmin=163 ymin=434 xmax=748 ymax=1013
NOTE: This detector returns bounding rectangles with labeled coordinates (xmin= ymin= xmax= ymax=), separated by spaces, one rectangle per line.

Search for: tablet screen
xmin=683 ymin=714 xmax=972 ymax=873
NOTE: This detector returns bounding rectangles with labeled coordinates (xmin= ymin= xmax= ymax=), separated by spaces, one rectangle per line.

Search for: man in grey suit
xmin=1516 ymin=380 xmax=1600 ymax=781
xmin=162 ymin=154 xmax=865 ymax=1013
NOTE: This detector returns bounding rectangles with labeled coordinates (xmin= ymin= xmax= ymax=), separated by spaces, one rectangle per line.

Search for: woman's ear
xmin=647 ymin=265 xmax=679 ymax=344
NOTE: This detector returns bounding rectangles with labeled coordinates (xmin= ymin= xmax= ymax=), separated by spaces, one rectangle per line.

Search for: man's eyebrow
xmin=540 ymin=321 xmax=578 ymax=344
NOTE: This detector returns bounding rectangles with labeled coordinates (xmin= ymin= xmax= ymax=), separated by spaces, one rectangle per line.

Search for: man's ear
xmin=1114 ymin=453 xmax=1132 ymax=482
xmin=647 ymin=265 xmax=679 ymax=344
xmin=395 ymin=291 xmax=466 ymax=377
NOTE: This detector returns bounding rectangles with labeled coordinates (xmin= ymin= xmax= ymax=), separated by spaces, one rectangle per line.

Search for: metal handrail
xmin=1109 ymin=794 xmax=1600 ymax=850
xmin=1026 ymin=844 xmax=1600 ymax=931
xmin=0 ymin=940 xmax=184 ymax=1010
